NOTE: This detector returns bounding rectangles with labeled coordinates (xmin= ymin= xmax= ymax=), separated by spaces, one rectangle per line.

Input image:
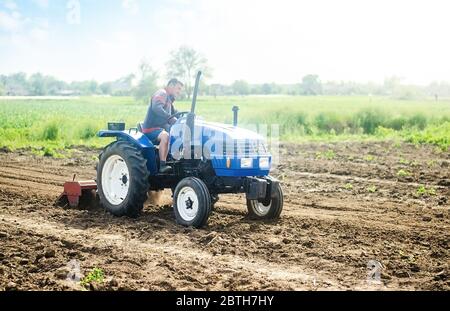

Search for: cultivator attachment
xmin=57 ymin=174 xmax=97 ymax=208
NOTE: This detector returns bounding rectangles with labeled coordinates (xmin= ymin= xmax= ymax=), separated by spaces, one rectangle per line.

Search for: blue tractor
xmin=95 ymin=72 xmax=283 ymax=228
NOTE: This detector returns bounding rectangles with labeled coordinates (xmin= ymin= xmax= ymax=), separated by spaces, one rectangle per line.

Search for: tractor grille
xmin=235 ymin=139 xmax=269 ymax=155
xmin=218 ymin=139 xmax=270 ymax=157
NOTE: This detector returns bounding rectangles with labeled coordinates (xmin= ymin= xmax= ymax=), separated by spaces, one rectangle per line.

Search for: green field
xmin=0 ymin=96 xmax=449 ymax=156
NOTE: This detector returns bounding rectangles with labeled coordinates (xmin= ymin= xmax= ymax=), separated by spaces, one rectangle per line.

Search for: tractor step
xmin=57 ymin=175 xmax=97 ymax=208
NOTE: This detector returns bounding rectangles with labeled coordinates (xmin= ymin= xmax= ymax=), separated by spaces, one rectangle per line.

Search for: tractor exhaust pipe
xmin=190 ymin=71 xmax=202 ymax=114
xmin=184 ymin=71 xmax=202 ymax=160
xmin=232 ymin=106 xmax=239 ymax=126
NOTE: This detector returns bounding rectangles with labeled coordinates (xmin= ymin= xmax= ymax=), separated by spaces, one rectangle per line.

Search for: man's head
xmin=166 ymin=78 xmax=184 ymax=99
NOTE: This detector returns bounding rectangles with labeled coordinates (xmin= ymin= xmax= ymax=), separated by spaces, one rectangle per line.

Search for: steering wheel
xmin=167 ymin=111 xmax=190 ymax=120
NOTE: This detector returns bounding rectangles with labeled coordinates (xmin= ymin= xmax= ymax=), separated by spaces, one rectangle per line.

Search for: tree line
xmin=1 ymin=46 xmax=450 ymax=100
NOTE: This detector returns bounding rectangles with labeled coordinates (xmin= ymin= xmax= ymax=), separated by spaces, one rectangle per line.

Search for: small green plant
xmin=364 ymin=155 xmax=375 ymax=162
xmin=397 ymin=169 xmax=411 ymax=177
xmin=407 ymin=254 xmax=416 ymax=264
xmin=367 ymin=185 xmax=377 ymax=193
xmin=34 ymin=146 xmax=64 ymax=158
xmin=79 ymin=124 xmax=98 ymax=139
xmin=355 ymin=109 xmax=386 ymax=134
xmin=43 ymin=146 xmax=54 ymax=157
xmin=325 ymin=150 xmax=336 ymax=160
xmin=42 ymin=122 xmax=59 ymax=141
xmin=433 ymin=147 xmax=444 ymax=154
xmin=80 ymin=267 xmax=104 ymax=289
xmin=427 ymin=160 xmax=437 ymax=168
xmin=344 ymin=183 xmax=353 ymax=190
xmin=416 ymin=185 xmax=436 ymax=197
xmin=416 ymin=185 xmax=426 ymax=196
xmin=398 ymin=157 xmax=410 ymax=165
xmin=316 ymin=149 xmax=336 ymax=160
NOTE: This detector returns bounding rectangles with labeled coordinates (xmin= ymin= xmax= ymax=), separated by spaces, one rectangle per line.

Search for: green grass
xmin=0 ymin=95 xmax=449 ymax=153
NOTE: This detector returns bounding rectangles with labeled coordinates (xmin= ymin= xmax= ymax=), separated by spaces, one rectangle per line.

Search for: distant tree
xmin=383 ymin=76 xmax=403 ymax=96
xmin=392 ymin=84 xmax=423 ymax=100
xmin=26 ymin=73 xmax=68 ymax=95
xmin=134 ymin=60 xmax=158 ymax=103
xmin=44 ymin=76 xmax=67 ymax=95
xmin=88 ymin=80 xmax=98 ymax=94
xmin=100 ymin=82 xmax=112 ymax=95
xmin=250 ymin=84 xmax=263 ymax=94
xmin=69 ymin=80 xmax=98 ymax=95
xmin=29 ymin=73 xmax=46 ymax=95
xmin=426 ymin=81 xmax=450 ymax=98
xmin=208 ymin=84 xmax=220 ymax=97
xmin=261 ymin=83 xmax=272 ymax=95
xmin=110 ymin=74 xmax=135 ymax=96
xmin=270 ymin=83 xmax=281 ymax=94
xmin=0 ymin=83 xmax=4 ymax=96
xmin=6 ymin=72 xmax=28 ymax=95
xmin=232 ymin=80 xmax=250 ymax=95
xmin=166 ymin=46 xmax=211 ymax=99
xmin=300 ymin=74 xmax=322 ymax=95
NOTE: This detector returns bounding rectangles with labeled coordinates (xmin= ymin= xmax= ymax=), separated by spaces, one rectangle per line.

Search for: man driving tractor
xmin=142 ymin=78 xmax=184 ymax=173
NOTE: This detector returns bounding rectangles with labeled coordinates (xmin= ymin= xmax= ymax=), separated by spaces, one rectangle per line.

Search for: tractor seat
xmin=137 ymin=122 xmax=144 ymax=133
xmin=137 ymin=122 xmax=159 ymax=148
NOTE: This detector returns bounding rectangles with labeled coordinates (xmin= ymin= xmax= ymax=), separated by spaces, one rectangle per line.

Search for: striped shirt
xmin=143 ymin=88 xmax=177 ymax=132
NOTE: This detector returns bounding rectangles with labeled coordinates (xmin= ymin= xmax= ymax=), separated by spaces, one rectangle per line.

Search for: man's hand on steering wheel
xmin=168 ymin=116 xmax=177 ymax=125
xmin=167 ymin=111 xmax=189 ymax=124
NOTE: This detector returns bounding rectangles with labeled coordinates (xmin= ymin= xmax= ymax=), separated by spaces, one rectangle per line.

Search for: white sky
xmin=0 ymin=0 xmax=449 ymax=85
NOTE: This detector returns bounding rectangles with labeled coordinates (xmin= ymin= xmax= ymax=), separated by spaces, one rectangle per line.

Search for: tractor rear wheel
xmin=173 ymin=177 xmax=211 ymax=228
xmin=246 ymin=182 xmax=283 ymax=220
xmin=97 ymin=141 xmax=149 ymax=217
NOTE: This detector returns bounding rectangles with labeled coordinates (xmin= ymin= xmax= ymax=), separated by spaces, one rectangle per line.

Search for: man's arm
xmin=167 ymin=103 xmax=178 ymax=125
xmin=151 ymin=95 xmax=171 ymax=120
xmin=171 ymin=103 xmax=178 ymax=115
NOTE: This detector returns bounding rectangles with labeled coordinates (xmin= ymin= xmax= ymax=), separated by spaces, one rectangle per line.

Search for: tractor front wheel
xmin=173 ymin=177 xmax=211 ymax=228
xmin=246 ymin=182 xmax=283 ymax=220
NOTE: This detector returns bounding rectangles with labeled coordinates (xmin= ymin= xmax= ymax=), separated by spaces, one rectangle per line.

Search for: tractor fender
xmin=97 ymin=130 xmax=154 ymax=149
xmin=97 ymin=130 xmax=158 ymax=175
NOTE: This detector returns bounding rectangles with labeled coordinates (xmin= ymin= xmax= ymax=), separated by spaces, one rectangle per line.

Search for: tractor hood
xmin=195 ymin=119 xmax=265 ymax=141
xmin=170 ymin=116 xmax=270 ymax=160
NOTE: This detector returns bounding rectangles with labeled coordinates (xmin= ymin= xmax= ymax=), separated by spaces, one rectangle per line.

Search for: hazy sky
xmin=0 ymin=0 xmax=449 ymax=85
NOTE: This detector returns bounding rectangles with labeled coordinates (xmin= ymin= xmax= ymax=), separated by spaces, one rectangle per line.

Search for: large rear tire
xmin=247 ymin=182 xmax=283 ymax=220
xmin=173 ymin=177 xmax=211 ymax=228
xmin=97 ymin=141 xmax=149 ymax=217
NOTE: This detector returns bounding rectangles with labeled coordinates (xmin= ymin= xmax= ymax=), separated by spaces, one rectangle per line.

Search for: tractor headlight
xmin=240 ymin=158 xmax=253 ymax=168
xmin=259 ymin=157 xmax=270 ymax=168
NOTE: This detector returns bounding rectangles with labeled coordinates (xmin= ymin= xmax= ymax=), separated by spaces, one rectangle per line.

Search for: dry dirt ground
xmin=0 ymin=141 xmax=448 ymax=291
